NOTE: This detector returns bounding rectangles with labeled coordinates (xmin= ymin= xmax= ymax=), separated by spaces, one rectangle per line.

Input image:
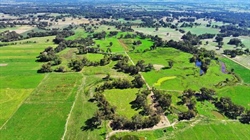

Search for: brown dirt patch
xmin=10 ymin=26 xmax=34 ymax=34
xmin=153 ymin=64 xmax=165 ymax=71
xmin=0 ymin=64 xmax=8 ymax=67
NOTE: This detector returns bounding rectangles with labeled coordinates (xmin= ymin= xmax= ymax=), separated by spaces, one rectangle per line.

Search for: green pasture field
xmin=66 ymin=27 xmax=88 ymax=40
xmin=195 ymin=18 xmax=228 ymax=26
xmin=220 ymin=57 xmax=250 ymax=84
xmin=82 ymin=60 xmax=132 ymax=80
xmin=121 ymin=37 xmax=153 ymax=52
xmin=0 ymin=73 xmax=82 ymax=140
xmin=217 ymin=85 xmax=250 ymax=109
xmin=63 ymin=75 xmax=107 ymax=140
xmin=103 ymin=89 xmax=140 ymax=119
xmin=129 ymin=48 xmax=232 ymax=91
xmin=112 ymin=120 xmax=250 ymax=140
xmin=133 ymin=27 xmax=183 ymax=41
xmin=0 ymin=36 xmax=56 ymax=127
xmin=180 ymin=26 xmax=220 ymax=35
xmin=95 ymin=36 xmax=125 ymax=53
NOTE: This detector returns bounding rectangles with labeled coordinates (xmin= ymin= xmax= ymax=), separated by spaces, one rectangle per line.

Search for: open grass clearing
xmin=66 ymin=27 xmax=88 ymax=40
xmin=82 ymin=61 xmax=132 ymax=80
xmin=103 ymin=89 xmax=140 ymax=119
xmin=95 ymin=36 xmax=125 ymax=53
xmin=180 ymin=26 xmax=220 ymax=35
xmin=121 ymin=38 xmax=153 ymax=52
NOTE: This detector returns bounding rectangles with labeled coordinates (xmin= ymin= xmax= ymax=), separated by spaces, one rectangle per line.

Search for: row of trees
xmin=95 ymin=75 xmax=145 ymax=92
xmin=114 ymin=58 xmax=154 ymax=75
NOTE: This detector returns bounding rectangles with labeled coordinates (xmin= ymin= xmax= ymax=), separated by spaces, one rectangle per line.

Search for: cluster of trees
xmin=95 ymin=75 xmax=145 ymax=92
xmin=178 ymin=88 xmax=217 ymax=120
xmin=36 ymin=47 xmax=59 ymax=62
xmin=114 ymin=58 xmax=153 ymax=75
xmin=87 ymin=80 xmax=161 ymax=131
xmin=93 ymin=31 xmax=106 ymax=40
xmin=0 ymin=31 xmax=23 ymax=42
xmin=77 ymin=46 xmax=102 ymax=54
xmin=131 ymin=89 xmax=152 ymax=115
xmin=27 ymin=29 xmax=73 ymax=38
xmin=52 ymin=30 xmax=75 ymax=44
xmin=68 ymin=57 xmax=99 ymax=72
xmin=152 ymin=88 xmax=172 ymax=113
xmin=178 ymin=89 xmax=197 ymax=120
xmin=215 ymin=97 xmax=246 ymax=120
xmin=228 ymin=38 xmax=242 ymax=46
xmin=220 ymin=25 xmax=250 ymax=37
xmin=111 ymin=114 xmax=160 ymax=130
xmin=0 ymin=22 xmax=15 ymax=29
xmin=37 ymin=63 xmax=53 ymax=73
xmin=36 ymin=47 xmax=62 ymax=73
xmin=176 ymin=87 xmax=250 ymax=124
xmin=180 ymin=22 xmax=200 ymax=28
xmin=223 ymin=49 xmax=249 ymax=58
xmin=197 ymin=33 xmax=216 ymax=39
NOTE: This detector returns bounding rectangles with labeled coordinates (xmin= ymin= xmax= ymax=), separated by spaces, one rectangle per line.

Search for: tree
xmin=168 ymin=60 xmax=174 ymax=68
xmin=132 ymin=75 xmax=145 ymax=88
xmin=109 ymin=42 xmax=113 ymax=47
xmin=215 ymin=36 xmax=223 ymax=42
xmin=240 ymin=110 xmax=250 ymax=124
xmin=37 ymin=63 xmax=52 ymax=73
xmin=198 ymin=87 xmax=216 ymax=101
xmin=228 ymin=38 xmax=242 ymax=46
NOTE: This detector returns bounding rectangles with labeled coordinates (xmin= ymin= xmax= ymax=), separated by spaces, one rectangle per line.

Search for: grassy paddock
xmin=0 ymin=73 xmax=82 ymax=140
xmin=0 ymin=36 xmax=56 ymax=127
xmin=103 ymin=89 xmax=140 ymax=119
xmin=64 ymin=76 xmax=107 ymax=140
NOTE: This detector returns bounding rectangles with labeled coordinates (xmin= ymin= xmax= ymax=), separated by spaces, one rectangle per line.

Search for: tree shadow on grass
xmin=81 ymin=117 xmax=101 ymax=131
xmin=161 ymin=66 xmax=171 ymax=70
